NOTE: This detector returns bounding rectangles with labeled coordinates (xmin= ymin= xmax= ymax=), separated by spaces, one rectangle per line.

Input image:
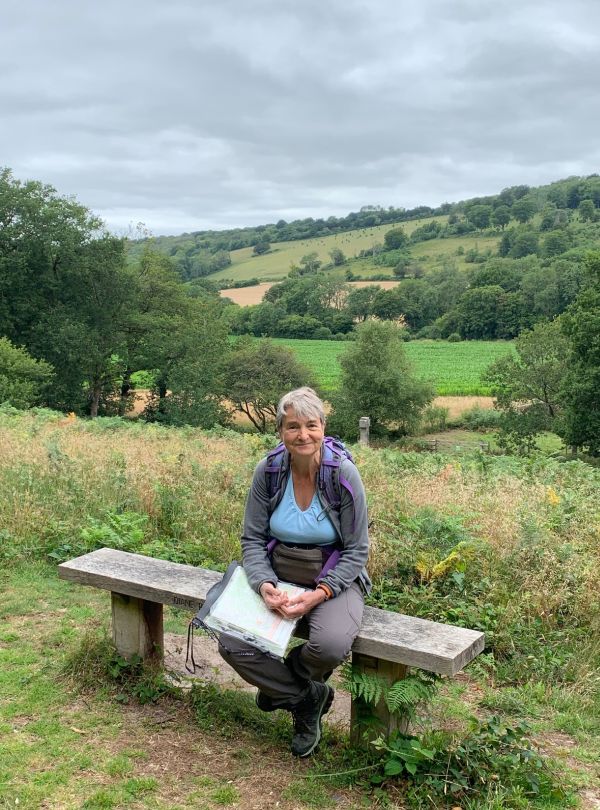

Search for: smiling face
xmin=280 ymin=406 xmax=325 ymax=464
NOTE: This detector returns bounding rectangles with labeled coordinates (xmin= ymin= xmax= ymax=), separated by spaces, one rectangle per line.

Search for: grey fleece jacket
xmin=241 ymin=452 xmax=371 ymax=598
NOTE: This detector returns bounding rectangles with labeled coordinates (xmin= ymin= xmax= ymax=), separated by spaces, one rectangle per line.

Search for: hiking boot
xmin=255 ymin=690 xmax=277 ymax=712
xmin=290 ymin=683 xmax=334 ymax=758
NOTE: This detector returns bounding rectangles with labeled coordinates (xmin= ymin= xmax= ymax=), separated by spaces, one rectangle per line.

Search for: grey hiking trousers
xmin=218 ymin=582 xmax=364 ymax=708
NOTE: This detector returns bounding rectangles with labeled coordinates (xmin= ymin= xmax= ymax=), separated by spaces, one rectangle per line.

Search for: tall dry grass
xmin=1 ymin=407 xmax=598 ymax=692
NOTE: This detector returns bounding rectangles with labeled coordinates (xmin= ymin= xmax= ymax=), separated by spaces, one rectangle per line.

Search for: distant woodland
xmin=1 ymin=168 xmax=598 ymax=452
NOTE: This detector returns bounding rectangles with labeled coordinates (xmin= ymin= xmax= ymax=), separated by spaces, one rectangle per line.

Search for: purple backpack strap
xmin=316 ymin=547 xmax=341 ymax=581
xmin=265 ymin=442 xmax=286 ymax=498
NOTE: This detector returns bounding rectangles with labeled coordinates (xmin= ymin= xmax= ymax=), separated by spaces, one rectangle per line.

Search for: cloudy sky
xmin=2 ymin=0 xmax=599 ymax=235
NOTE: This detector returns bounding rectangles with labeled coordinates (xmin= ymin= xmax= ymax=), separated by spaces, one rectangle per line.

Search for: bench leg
xmin=111 ymin=592 xmax=163 ymax=662
xmin=350 ymin=652 xmax=409 ymax=746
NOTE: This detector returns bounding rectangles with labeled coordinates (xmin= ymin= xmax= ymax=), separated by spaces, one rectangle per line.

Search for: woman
xmin=219 ymin=387 xmax=371 ymax=757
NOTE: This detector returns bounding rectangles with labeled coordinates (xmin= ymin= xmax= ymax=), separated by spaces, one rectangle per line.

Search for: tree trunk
xmin=89 ymin=383 xmax=102 ymax=418
xmin=118 ymin=367 xmax=133 ymax=416
xmin=157 ymin=380 xmax=168 ymax=417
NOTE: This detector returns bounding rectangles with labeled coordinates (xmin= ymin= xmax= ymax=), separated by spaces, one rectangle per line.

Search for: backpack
xmin=265 ymin=436 xmax=357 ymax=530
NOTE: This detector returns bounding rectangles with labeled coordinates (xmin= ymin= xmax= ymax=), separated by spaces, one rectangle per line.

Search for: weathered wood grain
xmin=111 ymin=593 xmax=163 ymax=661
xmin=59 ymin=548 xmax=485 ymax=675
xmin=59 ymin=547 xmax=221 ymax=611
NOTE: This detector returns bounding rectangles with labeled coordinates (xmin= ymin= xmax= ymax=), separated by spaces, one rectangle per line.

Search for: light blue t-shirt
xmin=269 ymin=474 xmax=337 ymax=546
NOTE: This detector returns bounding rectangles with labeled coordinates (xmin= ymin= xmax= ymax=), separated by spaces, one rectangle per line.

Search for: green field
xmin=268 ymin=338 xmax=515 ymax=396
xmin=210 ymin=216 xmax=502 ymax=283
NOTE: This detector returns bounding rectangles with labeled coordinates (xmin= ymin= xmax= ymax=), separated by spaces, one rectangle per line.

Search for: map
xmin=204 ymin=566 xmax=306 ymax=658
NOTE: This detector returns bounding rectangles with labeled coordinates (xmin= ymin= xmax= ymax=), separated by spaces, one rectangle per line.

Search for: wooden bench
xmin=59 ymin=547 xmax=484 ymax=741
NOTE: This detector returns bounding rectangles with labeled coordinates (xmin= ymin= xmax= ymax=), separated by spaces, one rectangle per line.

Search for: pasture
xmin=211 ymin=216 xmax=450 ymax=283
xmin=1 ymin=409 xmax=599 ymax=808
xmin=268 ymin=338 xmax=516 ymax=396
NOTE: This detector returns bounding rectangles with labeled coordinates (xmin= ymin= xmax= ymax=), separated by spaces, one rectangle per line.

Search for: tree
xmin=144 ymin=296 xmax=230 ymax=427
xmin=383 ymin=227 xmax=408 ymax=250
xmin=577 ymin=199 xmax=596 ymax=223
xmin=467 ymin=204 xmax=492 ymax=230
xmin=0 ymin=169 xmax=146 ymax=415
xmin=560 ymin=252 xmax=600 ymax=454
xmin=509 ymin=230 xmax=539 ymax=258
xmin=223 ymin=339 xmax=315 ymax=432
xmin=542 ymin=230 xmax=570 ymax=258
xmin=456 ymin=286 xmax=506 ymax=339
xmin=345 ymin=285 xmax=381 ymax=322
xmin=491 ymin=205 xmax=511 ymax=230
xmin=470 ymin=259 xmax=521 ymax=292
xmin=540 ymin=204 xmax=558 ymax=231
xmin=249 ymin=301 xmax=286 ymax=336
xmin=299 ymin=252 xmax=322 ymax=274
xmin=511 ymin=196 xmax=537 ymax=224
xmin=253 ymin=240 xmax=271 ymax=255
xmin=329 ymin=247 xmax=346 ymax=266
xmin=484 ymin=320 xmax=570 ymax=452
xmin=328 ymin=321 xmax=433 ymax=439
xmin=0 ymin=337 xmax=54 ymax=408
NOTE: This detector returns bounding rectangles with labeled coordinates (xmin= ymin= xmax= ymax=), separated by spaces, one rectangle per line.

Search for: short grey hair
xmin=276 ymin=387 xmax=326 ymax=432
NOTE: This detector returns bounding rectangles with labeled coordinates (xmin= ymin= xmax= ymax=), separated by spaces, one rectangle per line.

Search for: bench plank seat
xmin=59 ymin=548 xmax=484 ymax=676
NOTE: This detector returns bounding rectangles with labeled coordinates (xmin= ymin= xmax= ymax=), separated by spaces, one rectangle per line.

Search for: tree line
xmin=1 ymin=168 xmax=598 ymax=454
xmin=129 ymin=174 xmax=600 ymax=283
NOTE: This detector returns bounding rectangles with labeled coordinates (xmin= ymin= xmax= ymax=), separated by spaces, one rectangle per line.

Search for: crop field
xmin=211 ymin=216 xmax=451 ymax=283
xmin=221 ymin=279 xmax=400 ymax=306
xmin=269 ymin=338 xmax=515 ymax=396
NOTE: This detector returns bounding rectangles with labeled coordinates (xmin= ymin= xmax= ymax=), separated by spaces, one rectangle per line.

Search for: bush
xmin=459 ymin=405 xmax=502 ymax=430
xmin=447 ymin=332 xmax=461 ymax=342
xmin=0 ymin=337 xmax=54 ymax=408
xmin=420 ymin=405 xmax=449 ymax=433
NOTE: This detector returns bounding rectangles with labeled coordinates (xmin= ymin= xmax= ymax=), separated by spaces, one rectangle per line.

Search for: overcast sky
xmin=2 ymin=0 xmax=599 ymax=235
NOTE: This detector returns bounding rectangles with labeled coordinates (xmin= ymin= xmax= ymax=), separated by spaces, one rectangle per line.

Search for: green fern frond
xmin=385 ymin=676 xmax=435 ymax=714
xmin=347 ymin=671 xmax=385 ymax=705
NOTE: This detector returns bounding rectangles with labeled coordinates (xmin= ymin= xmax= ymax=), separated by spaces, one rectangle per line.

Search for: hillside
xmin=213 ymin=216 xmax=452 ymax=282
xmin=128 ymin=174 xmax=600 ymax=286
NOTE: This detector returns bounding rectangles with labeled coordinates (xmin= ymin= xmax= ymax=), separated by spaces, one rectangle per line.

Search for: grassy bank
xmin=1 ymin=408 xmax=599 ymax=807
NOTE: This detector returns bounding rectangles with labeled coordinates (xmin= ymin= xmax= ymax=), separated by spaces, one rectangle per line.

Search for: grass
xmin=1 ymin=411 xmax=599 ymax=807
xmin=268 ymin=337 xmax=515 ymax=396
xmin=0 ymin=563 xmax=368 ymax=809
xmin=211 ymin=217 xmax=452 ymax=283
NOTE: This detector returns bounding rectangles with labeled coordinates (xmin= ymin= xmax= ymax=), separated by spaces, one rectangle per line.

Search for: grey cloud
xmin=1 ymin=0 xmax=599 ymax=233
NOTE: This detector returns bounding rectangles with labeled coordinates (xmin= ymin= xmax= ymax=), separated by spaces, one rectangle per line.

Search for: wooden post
xmin=111 ymin=592 xmax=163 ymax=662
xmin=350 ymin=652 xmax=409 ymax=746
xmin=359 ymin=416 xmax=370 ymax=446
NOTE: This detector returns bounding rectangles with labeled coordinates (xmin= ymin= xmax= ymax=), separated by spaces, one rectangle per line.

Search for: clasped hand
xmin=259 ymin=582 xmax=325 ymax=618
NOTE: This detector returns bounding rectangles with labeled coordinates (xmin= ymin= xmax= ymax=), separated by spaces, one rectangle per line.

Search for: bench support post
xmin=350 ymin=652 xmax=409 ymax=746
xmin=111 ymin=592 xmax=163 ymax=662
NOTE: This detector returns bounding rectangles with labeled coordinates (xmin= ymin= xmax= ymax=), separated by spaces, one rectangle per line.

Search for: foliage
xmin=143 ymin=295 xmax=230 ymax=428
xmin=384 ymin=226 xmax=409 ymax=250
xmin=223 ymin=338 xmax=315 ymax=431
xmin=560 ymin=251 xmax=600 ymax=454
xmin=344 ymin=667 xmax=439 ymax=719
xmin=252 ymin=239 xmax=270 ymax=255
xmin=62 ymin=629 xmax=176 ymax=704
xmin=484 ymin=320 xmax=570 ymax=452
xmin=373 ymin=718 xmax=562 ymax=806
xmin=420 ymin=404 xmax=449 ymax=432
xmin=0 ymin=337 xmax=54 ymax=408
xmin=328 ymin=321 xmax=434 ymax=440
